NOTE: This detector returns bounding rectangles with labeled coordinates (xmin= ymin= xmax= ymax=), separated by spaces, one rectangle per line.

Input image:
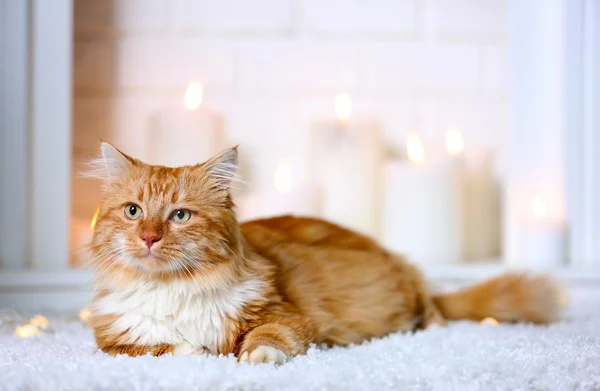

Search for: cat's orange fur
xmin=86 ymin=142 xmax=564 ymax=364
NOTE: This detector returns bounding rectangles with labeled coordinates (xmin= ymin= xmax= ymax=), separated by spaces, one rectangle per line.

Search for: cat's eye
xmin=124 ymin=204 xmax=143 ymax=220
xmin=170 ymin=209 xmax=192 ymax=224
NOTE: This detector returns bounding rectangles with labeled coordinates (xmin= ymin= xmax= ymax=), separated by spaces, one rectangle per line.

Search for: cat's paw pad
xmin=174 ymin=341 xmax=207 ymax=356
xmin=238 ymin=345 xmax=287 ymax=365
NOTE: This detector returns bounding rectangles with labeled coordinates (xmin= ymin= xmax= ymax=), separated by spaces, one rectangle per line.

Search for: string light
xmin=79 ymin=307 xmax=93 ymax=323
xmin=30 ymin=315 xmax=49 ymax=329
xmin=480 ymin=317 xmax=499 ymax=326
xmin=14 ymin=324 xmax=40 ymax=338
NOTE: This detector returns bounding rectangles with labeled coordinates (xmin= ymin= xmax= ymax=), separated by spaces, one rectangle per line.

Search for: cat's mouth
xmin=131 ymin=250 xmax=169 ymax=271
xmin=134 ymin=255 xmax=169 ymax=272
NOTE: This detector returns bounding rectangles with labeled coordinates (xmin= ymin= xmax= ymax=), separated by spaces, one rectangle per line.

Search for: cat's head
xmin=87 ymin=142 xmax=242 ymax=282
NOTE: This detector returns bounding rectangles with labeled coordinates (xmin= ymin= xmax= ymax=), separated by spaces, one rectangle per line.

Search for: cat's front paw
xmin=238 ymin=345 xmax=287 ymax=365
xmin=174 ymin=341 xmax=207 ymax=356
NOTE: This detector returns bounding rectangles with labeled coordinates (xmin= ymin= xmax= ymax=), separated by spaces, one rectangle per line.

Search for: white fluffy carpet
xmin=1 ymin=291 xmax=599 ymax=391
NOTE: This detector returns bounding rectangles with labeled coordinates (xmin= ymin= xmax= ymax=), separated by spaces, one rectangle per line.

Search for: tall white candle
xmin=382 ymin=134 xmax=465 ymax=264
xmin=462 ymin=146 xmax=501 ymax=261
xmin=150 ymin=81 xmax=225 ymax=167
xmin=310 ymin=93 xmax=384 ymax=237
xmin=520 ymin=196 xmax=565 ymax=268
xmin=236 ymin=161 xmax=322 ymax=222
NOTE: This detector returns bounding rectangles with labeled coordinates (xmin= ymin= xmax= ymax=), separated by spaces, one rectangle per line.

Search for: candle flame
xmin=15 ymin=324 xmax=40 ymax=338
xmin=30 ymin=315 xmax=49 ymax=329
xmin=407 ymin=134 xmax=426 ymax=165
xmin=183 ymin=81 xmax=203 ymax=111
xmin=445 ymin=128 xmax=464 ymax=155
xmin=480 ymin=317 xmax=498 ymax=326
xmin=531 ymin=196 xmax=547 ymax=218
xmin=274 ymin=162 xmax=293 ymax=194
xmin=334 ymin=93 xmax=352 ymax=122
xmin=90 ymin=207 xmax=100 ymax=230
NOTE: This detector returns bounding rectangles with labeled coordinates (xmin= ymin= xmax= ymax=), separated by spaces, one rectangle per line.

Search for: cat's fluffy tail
xmin=432 ymin=273 xmax=566 ymax=324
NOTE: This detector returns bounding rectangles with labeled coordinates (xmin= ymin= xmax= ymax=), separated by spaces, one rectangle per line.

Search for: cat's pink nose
xmin=140 ymin=232 xmax=161 ymax=249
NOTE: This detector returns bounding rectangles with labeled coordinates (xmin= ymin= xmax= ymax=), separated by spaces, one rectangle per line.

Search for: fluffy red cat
xmin=86 ymin=142 xmax=563 ymax=364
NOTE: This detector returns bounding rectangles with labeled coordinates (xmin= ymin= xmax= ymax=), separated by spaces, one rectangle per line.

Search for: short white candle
xmin=382 ymin=134 xmax=465 ymax=264
xmin=150 ymin=81 xmax=225 ymax=167
xmin=236 ymin=161 xmax=322 ymax=221
xmin=462 ymin=146 xmax=501 ymax=261
xmin=520 ymin=196 xmax=565 ymax=268
xmin=70 ymin=207 xmax=99 ymax=266
xmin=310 ymin=93 xmax=384 ymax=237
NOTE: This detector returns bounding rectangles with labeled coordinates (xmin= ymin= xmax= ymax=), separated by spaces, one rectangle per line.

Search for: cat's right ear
xmin=82 ymin=142 xmax=134 ymax=181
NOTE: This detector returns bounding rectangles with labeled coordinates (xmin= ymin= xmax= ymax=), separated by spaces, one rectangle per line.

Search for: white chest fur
xmin=94 ymin=278 xmax=264 ymax=352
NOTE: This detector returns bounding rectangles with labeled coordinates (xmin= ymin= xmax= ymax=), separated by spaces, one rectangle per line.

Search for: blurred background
xmin=1 ymin=0 xmax=599 ymax=310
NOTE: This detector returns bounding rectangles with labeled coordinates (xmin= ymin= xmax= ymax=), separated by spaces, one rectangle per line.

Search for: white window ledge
xmin=1 ymin=264 xmax=599 ymax=312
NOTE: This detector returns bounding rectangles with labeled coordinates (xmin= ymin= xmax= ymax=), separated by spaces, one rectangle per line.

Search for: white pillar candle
xmin=150 ymin=81 xmax=225 ymax=167
xmin=382 ymin=135 xmax=465 ymax=265
xmin=462 ymin=147 xmax=501 ymax=261
xmin=236 ymin=161 xmax=322 ymax=221
xmin=520 ymin=196 xmax=566 ymax=268
xmin=309 ymin=93 xmax=384 ymax=238
xmin=70 ymin=207 xmax=98 ymax=266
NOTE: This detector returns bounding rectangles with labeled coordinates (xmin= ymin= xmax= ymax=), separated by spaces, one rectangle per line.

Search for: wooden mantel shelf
xmin=1 ymin=263 xmax=599 ymax=312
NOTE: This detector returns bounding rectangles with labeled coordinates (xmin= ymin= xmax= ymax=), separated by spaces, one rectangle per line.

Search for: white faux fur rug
xmin=1 ymin=291 xmax=599 ymax=391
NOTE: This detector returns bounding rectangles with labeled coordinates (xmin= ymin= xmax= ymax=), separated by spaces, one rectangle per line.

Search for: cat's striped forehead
xmin=133 ymin=166 xmax=184 ymax=201
xmin=127 ymin=164 xmax=202 ymax=206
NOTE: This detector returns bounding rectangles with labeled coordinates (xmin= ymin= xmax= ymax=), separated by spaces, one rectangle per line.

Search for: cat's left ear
xmin=203 ymin=146 xmax=239 ymax=189
xmin=83 ymin=142 xmax=134 ymax=180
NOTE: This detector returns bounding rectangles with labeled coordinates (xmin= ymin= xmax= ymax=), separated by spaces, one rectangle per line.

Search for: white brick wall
xmin=237 ymin=40 xmax=359 ymax=92
xmin=74 ymin=0 xmax=167 ymax=34
xmin=360 ymin=42 xmax=481 ymax=92
xmin=300 ymin=0 xmax=416 ymax=35
xmin=174 ymin=0 xmax=293 ymax=33
xmin=430 ymin=0 xmax=507 ymax=40
xmin=73 ymin=0 xmax=508 ymax=217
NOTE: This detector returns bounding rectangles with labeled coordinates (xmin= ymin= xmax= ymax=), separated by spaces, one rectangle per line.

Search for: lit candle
xmin=309 ymin=93 xmax=384 ymax=237
xmin=445 ymin=128 xmax=465 ymax=156
xmin=520 ymin=196 xmax=565 ymax=268
xmin=70 ymin=206 xmax=100 ymax=266
xmin=150 ymin=81 xmax=225 ymax=167
xmin=461 ymin=144 xmax=500 ymax=261
xmin=381 ymin=134 xmax=465 ymax=264
xmin=236 ymin=161 xmax=322 ymax=221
